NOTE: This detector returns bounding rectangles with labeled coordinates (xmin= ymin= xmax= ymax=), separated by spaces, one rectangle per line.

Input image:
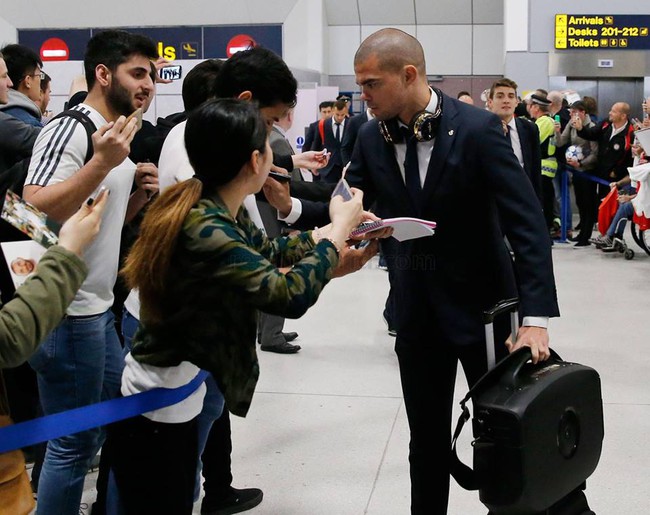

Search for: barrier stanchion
xmin=560 ymin=167 xmax=570 ymax=242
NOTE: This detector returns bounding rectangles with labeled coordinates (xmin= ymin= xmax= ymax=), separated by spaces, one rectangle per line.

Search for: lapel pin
xmin=448 ymin=129 xmax=454 ymax=136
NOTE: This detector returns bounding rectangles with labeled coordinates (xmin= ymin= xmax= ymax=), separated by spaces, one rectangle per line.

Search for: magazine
xmin=0 ymin=190 xmax=61 ymax=291
xmin=1 ymin=190 xmax=60 ymax=248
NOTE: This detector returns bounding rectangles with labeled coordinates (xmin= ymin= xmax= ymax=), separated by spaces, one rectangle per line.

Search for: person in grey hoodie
xmin=0 ymin=51 xmax=40 ymax=174
xmin=0 ymin=44 xmax=45 ymax=127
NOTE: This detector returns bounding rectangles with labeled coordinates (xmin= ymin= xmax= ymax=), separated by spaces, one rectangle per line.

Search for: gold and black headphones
xmin=378 ymin=88 xmax=443 ymax=144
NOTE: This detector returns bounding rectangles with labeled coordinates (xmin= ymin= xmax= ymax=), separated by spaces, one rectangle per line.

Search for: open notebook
xmin=350 ymin=217 xmax=436 ymax=242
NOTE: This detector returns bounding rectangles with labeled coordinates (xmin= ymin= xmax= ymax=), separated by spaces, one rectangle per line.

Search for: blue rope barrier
xmin=572 ymin=170 xmax=612 ymax=187
xmin=0 ymin=370 xmax=209 ymax=454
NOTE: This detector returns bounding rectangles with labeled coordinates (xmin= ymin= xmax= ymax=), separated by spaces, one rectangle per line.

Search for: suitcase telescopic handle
xmin=483 ymin=298 xmax=520 ymax=370
xmin=482 ymin=298 xmax=519 ymax=324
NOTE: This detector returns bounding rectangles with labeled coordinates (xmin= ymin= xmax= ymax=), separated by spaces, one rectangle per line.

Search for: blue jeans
xmin=120 ymin=308 xmax=225 ymax=503
xmin=120 ymin=307 xmax=140 ymax=355
xmin=607 ymin=201 xmax=635 ymax=238
xmin=195 ymin=375 xmax=225 ymax=501
xmin=28 ymin=309 xmax=124 ymax=515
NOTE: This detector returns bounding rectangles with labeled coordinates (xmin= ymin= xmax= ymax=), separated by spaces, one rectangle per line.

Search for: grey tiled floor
xmin=34 ymin=230 xmax=650 ymax=514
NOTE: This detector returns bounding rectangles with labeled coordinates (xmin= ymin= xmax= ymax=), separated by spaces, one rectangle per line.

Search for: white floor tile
xmin=32 ymin=240 xmax=650 ymax=515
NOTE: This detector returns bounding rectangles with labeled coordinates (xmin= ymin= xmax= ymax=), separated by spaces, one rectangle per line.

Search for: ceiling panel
xmin=324 ymin=0 xmax=360 ymax=26
xmin=328 ymin=25 xmax=361 ymax=75
xmin=473 ymin=25 xmax=504 ymax=75
xmin=358 ymin=0 xmax=415 ymax=26
xmin=0 ymin=0 xmax=298 ymax=28
xmin=415 ymin=0 xmax=472 ymax=24
xmin=473 ymin=0 xmax=504 ymax=24
xmin=418 ymin=25 xmax=472 ymax=76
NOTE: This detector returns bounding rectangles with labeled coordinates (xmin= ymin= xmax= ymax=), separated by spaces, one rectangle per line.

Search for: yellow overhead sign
xmin=555 ymin=14 xmax=650 ymax=49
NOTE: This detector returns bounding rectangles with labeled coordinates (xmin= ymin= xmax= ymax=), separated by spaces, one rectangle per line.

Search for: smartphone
xmin=125 ymin=107 xmax=143 ymax=131
xmin=268 ymin=171 xmax=292 ymax=183
xmin=331 ymin=177 xmax=353 ymax=201
xmin=159 ymin=65 xmax=182 ymax=81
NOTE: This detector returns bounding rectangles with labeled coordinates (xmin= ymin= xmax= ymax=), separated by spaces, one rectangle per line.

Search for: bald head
xmin=354 ymin=28 xmax=426 ymax=77
xmin=617 ymin=102 xmax=630 ymax=116
xmin=547 ymin=91 xmax=564 ymax=108
xmin=608 ymin=102 xmax=629 ymax=126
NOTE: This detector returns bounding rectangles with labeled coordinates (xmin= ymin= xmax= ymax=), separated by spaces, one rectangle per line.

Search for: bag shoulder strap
xmin=50 ymin=109 xmax=98 ymax=164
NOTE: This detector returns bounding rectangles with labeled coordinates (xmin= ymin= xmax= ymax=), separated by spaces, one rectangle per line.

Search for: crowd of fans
xmin=0 ymin=29 xmax=647 ymax=515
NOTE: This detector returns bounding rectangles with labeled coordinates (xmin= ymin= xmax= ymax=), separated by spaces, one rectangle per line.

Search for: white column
xmin=504 ymin=0 xmax=528 ymax=52
xmin=283 ymin=0 xmax=327 ymax=73
xmin=0 ymin=16 xmax=17 ymax=47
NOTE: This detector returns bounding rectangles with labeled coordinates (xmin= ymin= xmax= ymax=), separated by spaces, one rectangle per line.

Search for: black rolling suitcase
xmin=451 ymin=299 xmax=604 ymax=514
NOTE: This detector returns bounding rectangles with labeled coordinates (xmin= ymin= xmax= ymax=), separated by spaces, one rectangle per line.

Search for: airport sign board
xmin=555 ymin=14 xmax=650 ymax=50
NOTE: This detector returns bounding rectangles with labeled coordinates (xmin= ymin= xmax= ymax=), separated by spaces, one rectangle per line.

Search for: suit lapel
xmin=421 ymin=95 xmax=459 ymax=201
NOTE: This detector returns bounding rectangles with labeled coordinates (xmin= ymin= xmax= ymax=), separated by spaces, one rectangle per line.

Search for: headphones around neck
xmin=378 ymin=88 xmax=443 ymax=144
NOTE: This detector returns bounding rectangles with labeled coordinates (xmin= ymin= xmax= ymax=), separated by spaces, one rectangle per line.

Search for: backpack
xmin=0 ymin=109 xmax=96 ymax=200
xmin=0 ymin=109 xmax=97 ymax=303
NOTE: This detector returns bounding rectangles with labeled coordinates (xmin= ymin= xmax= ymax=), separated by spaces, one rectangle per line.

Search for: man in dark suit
xmin=341 ymin=107 xmax=373 ymax=165
xmin=303 ymin=100 xmax=333 ymax=153
xmin=310 ymin=98 xmax=348 ymax=183
xmin=487 ymin=78 xmax=542 ymax=202
xmin=346 ymin=28 xmax=561 ymax=514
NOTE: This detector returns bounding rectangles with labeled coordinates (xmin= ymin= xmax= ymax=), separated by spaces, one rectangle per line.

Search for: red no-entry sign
xmin=226 ymin=34 xmax=257 ymax=57
xmin=40 ymin=38 xmax=70 ymax=61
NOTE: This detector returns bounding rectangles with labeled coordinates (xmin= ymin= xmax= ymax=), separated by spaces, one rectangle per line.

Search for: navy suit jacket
xmin=346 ymin=94 xmax=559 ymax=343
xmin=514 ymin=116 xmax=542 ymax=203
xmin=311 ymin=117 xmax=344 ymax=180
xmin=341 ymin=111 xmax=370 ymax=164
xmin=303 ymin=120 xmax=319 ymax=155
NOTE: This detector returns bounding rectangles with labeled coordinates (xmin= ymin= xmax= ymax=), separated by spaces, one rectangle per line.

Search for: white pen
xmin=341 ymin=161 xmax=352 ymax=179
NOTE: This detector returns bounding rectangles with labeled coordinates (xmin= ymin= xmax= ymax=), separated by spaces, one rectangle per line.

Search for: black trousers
xmin=109 ymin=415 xmax=198 ymax=515
xmin=395 ymin=312 xmax=510 ymax=515
xmin=201 ymin=408 xmax=234 ymax=501
xmin=574 ymin=178 xmax=600 ymax=244
xmin=381 ymin=238 xmax=398 ymax=327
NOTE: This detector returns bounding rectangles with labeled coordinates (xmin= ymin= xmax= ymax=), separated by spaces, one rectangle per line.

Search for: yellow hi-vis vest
xmin=535 ymin=115 xmax=557 ymax=179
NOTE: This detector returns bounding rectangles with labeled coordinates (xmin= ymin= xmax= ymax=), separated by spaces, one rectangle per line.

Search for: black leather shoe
xmin=261 ymin=341 xmax=301 ymax=354
xmin=574 ymin=240 xmax=591 ymax=247
xmin=382 ymin=310 xmax=397 ymax=337
xmin=201 ymin=487 xmax=263 ymax=514
xmin=282 ymin=331 xmax=299 ymax=342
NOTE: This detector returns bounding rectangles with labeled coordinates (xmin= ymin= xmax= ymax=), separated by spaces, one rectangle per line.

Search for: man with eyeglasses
xmin=0 ymin=50 xmax=41 ymax=175
xmin=0 ymin=44 xmax=47 ymax=127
